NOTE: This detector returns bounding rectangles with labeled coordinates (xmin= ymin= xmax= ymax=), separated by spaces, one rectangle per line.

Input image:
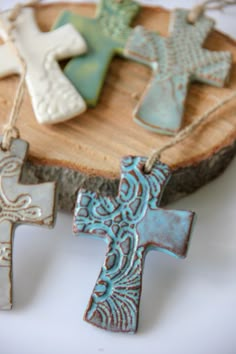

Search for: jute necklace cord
xmin=0 ymin=0 xmax=40 ymax=150
xmin=188 ymin=0 xmax=236 ymax=23
xmin=144 ymin=0 xmax=236 ymax=172
xmin=0 ymin=0 xmax=57 ymax=312
xmin=0 ymin=0 xmax=234 ymax=333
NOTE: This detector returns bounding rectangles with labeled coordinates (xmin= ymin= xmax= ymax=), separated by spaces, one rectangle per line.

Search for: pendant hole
xmin=142 ymin=165 xmax=151 ymax=175
xmin=0 ymin=144 xmax=8 ymax=152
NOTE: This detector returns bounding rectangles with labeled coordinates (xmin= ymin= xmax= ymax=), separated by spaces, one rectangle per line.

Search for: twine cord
xmin=145 ymin=0 xmax=236 ymax=172
xmin=188 ymin=0 xmax=236 ymax=23
xmin=144 ymin=91 xmax=236 ymax=173
xmin=0 ymin=0 xmax=40 ymax=150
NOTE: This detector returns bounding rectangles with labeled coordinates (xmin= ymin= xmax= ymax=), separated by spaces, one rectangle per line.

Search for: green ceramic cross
xmin=125 ymin=9 xmax=232 ymax=135
xmin=52 ymin=0 xmax=140 ymax=106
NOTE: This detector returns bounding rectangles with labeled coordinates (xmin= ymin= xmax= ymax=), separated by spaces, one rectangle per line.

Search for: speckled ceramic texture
xmin=0 ymin=138 xmax=57 ymax=310
xmin=73 ymin=156 xmax=196 ymax=333
xmin=0 ymin=7 xmax=88 ymax=124
xmin=52 ymin=0 xmax=140 ymax=106
xmin=124 ymin=9 xmax=232 ymax=135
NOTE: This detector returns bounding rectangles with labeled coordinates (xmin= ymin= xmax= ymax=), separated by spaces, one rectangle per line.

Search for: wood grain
xmin=0 ymin=2 xmax=236 ymax=211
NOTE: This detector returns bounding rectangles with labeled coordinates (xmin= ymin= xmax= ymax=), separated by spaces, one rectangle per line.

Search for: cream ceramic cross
xmin=0 ymin=7 xmax=88 ymax=124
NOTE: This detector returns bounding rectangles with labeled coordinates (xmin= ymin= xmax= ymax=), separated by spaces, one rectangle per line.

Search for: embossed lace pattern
xmin=34 ymin=38 xmax=86 ymax=123
xmin=74 ymin=156 xmax=171 ymax=332
xmin=98 ymin=0 xmax=140 ymax=43
xmin=0 ymin=156 xmax=42 ymax=224
xmin=0 ymin=153 xmax=53 ymax=268
xmin=126 ymin=9 xmax=232 ymax=83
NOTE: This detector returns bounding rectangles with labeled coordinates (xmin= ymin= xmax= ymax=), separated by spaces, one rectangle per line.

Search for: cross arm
xmin=137 ymin=208 xmax=196 ymax=258
xmin=193 ymin=49 xmax=232 ymax=87
xmin=0 ymin=178 xmax=57 ymax=228
xmin=42 ymin=23 xmax=87 ymax=60
xmin=24 ymin=182 xmax=57 ymax=227
xmin=124 ymin=26 xmax=160 ymax=68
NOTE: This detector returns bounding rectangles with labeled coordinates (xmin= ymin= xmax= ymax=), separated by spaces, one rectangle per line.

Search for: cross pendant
xmin=0 ymin=7 xmax=87 ymax=124
xmin=0 ymin=138 xmax=57 ymax=310
xmin=52 ymin=0 xmax=140 ymax=106
xmin=125 ymin=9 xmax=232 ymax=135
xmin=73 ymin=156 xmax=196 ymax=332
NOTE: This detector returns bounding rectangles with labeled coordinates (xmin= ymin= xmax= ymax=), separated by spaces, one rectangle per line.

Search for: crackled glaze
xmin=0 ymin=7 xmax=87 ymax=124
xmin=125 ymin=9 xmax=232 ymax=135
xmin=74 ymin=156 xmax=196 ymax=333
xmin=52 ymin=0 xmax=140 ymax=106
xmin=0 ymin=138 xmax=57 ymax=310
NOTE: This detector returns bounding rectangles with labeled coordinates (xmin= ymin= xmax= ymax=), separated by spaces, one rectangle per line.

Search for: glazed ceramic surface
xmin=52 ymin=0 xmax=140 ymax=106
xmin=74 ymin=156 xmax=196 ymax=332
xmin=0 ymin=138 xmax=57 ymax=310
xmin=0 ymin=8 xmax=88 ymax=124
xmin=125 ymin=9 xmax=232 ymax=135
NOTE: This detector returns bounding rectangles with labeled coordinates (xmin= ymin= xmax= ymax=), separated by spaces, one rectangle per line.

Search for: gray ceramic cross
xmin=0 ymin=138 xmax=57 ymax=310
xmin=125 ymin=9 xmax=232 ymax=135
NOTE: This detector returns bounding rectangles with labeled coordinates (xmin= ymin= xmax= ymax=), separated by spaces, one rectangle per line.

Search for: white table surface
xmin=1 ymin=1 xmax=236 ymax=354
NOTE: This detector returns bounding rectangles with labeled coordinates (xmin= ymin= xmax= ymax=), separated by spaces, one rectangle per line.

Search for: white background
xmin=1 ymin=1 xmax=236 ymax=354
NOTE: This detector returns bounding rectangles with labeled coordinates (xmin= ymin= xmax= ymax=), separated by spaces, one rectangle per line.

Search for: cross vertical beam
xmin=0 ymin=138 xmax=57 ymax=310
xmin=0 ymin=221 xmax=13 ymax=310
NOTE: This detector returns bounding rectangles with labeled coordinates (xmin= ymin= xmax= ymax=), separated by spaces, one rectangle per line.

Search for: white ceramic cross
xmin=0 ymin=7 xmax=88 ymax=124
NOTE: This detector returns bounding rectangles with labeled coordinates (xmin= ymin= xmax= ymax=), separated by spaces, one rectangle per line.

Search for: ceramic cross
xmin=0 ymin=138 xmax=57 ymax=310
xmin=124 ymin=9 xmax=232 ymax=135
xmin=74 ymin=156 xmax=196 ymax=333
xmin=52 ymin=0 xmax=140 ymax=106
xmin=0 ymin=7 xmax=88 ymax=125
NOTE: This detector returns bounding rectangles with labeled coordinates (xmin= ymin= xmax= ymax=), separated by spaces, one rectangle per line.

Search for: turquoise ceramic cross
xmin=74 ymin=156 xmax=196 ymax=333
xmin=125 ymin=9 xmax=232 ymax=135
xmin=52 ymin=0 xmax=140 ymax=106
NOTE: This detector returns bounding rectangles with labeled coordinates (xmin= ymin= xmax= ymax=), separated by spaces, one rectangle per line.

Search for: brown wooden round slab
xmin=1 ymin=3 xmax=236 ymax=211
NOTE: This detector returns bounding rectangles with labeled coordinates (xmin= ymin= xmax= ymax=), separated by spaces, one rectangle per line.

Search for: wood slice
xmin=1 ymin=2 xmax=236 ymax=211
